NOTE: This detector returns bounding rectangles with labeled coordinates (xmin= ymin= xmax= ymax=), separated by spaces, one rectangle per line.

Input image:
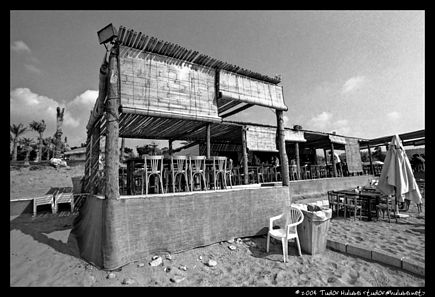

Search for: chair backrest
xmin=285 ymin=207 xmax=304 ymax=231
xmin=171 ymin=155 xmax=188 ymax=173
xmin=212 ymin=156 xmax=227 ymax=172
xmin=227 ymin=158 xmax=233 ymax=171
xmin=189 ymin=156 xmax=206 ymax=172
xmin=144 ymin=155 xmax=164 ymax=173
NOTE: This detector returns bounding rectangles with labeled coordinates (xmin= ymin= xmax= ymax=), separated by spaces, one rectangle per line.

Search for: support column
xmin=120 ymin=138 xmax=125 ymax=162
xmin=206 ymin=123 xmax=211 ymax=159
xmin=241 ymin=126 xmax=249 ymax=185
xmin=276 ymin=110 xmax=289 ymax=186
xmin=367 ymin=144 xmax=374 ymax=175
xmin=168 ymin=140 xmax=173 ymax=155
xmin=330 ymin=142 xmax=337 ymax=177
xmin=295 ymin=142 xmax=301 ymax=180
xmin=104 ymin=45 xmax=120 ymax=200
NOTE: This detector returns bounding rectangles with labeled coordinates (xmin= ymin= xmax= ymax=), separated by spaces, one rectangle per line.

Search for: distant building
xmin=64 ymin=147 xmax=86 ymax=161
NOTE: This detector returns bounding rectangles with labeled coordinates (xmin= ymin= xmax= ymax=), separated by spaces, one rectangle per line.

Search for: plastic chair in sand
xmin=143 ymin=155 xmax=165 ymax=195
xmin=55 ymin=189 xmax=75 ymax=213
xmin=189 ymin=156 xmax=208 ymax=191
xmin=169 ymin=155 xmax=190 ymax=193
xmin=266 ymin=207 xmax=304 ymax=262
xmin=33 ymin=194 xmax=55 ymax=217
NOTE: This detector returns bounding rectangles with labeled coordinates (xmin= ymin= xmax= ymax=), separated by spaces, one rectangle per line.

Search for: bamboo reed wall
xmin=119 ymin=46 xmax=220 ymax=123
xmin=219 ymin=69 xmax=287 ymax=111
xmin=246 ymin=125 xmax=306 ymax=152
xmin=246 ymin=125 xmax=278 ymax=152
xmin=345 ymin=138 xmax=363 ymax=173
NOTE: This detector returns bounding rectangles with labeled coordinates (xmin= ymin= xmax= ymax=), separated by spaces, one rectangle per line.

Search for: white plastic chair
xmin=33 ymin=194 xmax=55 ymax=217
xmin=55 ymin=190 xmax=75 ymax=213
xmin=266 ymin=207 xmax=304 ymax=262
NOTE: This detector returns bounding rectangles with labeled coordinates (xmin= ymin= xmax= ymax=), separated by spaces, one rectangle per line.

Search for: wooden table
xmin=333 ymin=189 xmax=381 ymax=221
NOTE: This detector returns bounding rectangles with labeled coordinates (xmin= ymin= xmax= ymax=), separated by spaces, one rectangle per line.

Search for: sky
xmin=10 ymin=10 xmax=425 ymax=149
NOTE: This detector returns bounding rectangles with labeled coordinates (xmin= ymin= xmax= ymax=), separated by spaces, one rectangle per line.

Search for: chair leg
xmin=281 ymin=238 xmax=287 ymax=263
xmin=160 ymin=175 xmax=164 ymax=194
xmin=184 ymin=173 xmax=190 ymax=191
xmin=296 ymin=237 xmax=302 ymax=256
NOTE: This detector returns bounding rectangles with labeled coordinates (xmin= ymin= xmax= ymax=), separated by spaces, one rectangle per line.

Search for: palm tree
xmin=10 ymin=123 xmax=27 ymax=161
xmin=43 ymin=136 xmax=55 ymax=160
xmin=29 ymin=120 xmax=47 ymax=162
xmin=20 ymin=137 xmax=35 ymax=166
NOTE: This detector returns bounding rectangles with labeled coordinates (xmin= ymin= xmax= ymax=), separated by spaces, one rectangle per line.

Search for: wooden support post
xmin=330 ymin=142 xmax=337 ymax=177
xmin=169 ymin=139 xmax=173 ymax=156
xmin=276 ymin=110 xmax=290 ymax=186
xmin=295 ymin=142 xmax=301 ymax=180
xmin=206 ymin=123 xmax=211 ymax=159
xmin=323 ymin=149 xmax=328 ymax=165
xmin=104 ymin=45 xmax=120 ymax=200
xmin=120 ymin=138 xmax=125 ymax=162
xmin=367 ymin=144 xmax=374 ymax=175
xmin=241 ymin=126 xmax=249 ymax=185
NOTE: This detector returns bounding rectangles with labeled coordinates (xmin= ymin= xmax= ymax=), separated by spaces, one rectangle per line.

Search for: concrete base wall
xmin=72 ymin=185 xmax=290 ymax=270
xmin=290 ymin=175 xmax=374 ymax=202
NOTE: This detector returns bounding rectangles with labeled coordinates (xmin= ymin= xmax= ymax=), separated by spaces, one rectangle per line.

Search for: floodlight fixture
xmin=97 ymin=23 xmax=118 ymax=46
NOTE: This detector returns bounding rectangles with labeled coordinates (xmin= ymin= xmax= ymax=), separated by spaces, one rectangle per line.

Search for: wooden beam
xmin=295 ymin=142 xmax=301 ymax=180
xmin=241 ymin=126 xmax=249 ymax=185
xmin=169 ymin=139 xmax=173 ymax=155
xmin=330 ymin=142 xmax=337 ymax=177
xmin=367 ymin=144 xmax=374 ymax=175
xmin=276 ymin=110 xmax=289 ymax=186
xmin=104 ymin=45 xmax=120 ymax=200
xmin=206 ymin=123 xmax=211 ymax=158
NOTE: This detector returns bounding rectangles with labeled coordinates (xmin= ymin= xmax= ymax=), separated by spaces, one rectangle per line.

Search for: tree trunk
xmin=24 ymin=150 xmax=30 ymax=166
xmin=37 ymin=132 xmax=43 ymax=163
xmin=12 ymin=140 xmax=18 ymax=161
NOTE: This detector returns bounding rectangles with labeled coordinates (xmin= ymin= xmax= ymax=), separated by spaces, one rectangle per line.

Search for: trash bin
xmin=71 ymin=176 xmax=84 ymax=194
xmin=297 ymin=207 xmax=332 ymax=255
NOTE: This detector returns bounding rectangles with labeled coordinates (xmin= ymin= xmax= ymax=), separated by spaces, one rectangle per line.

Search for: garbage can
xmin=71 ymin=176 xmax=84 ymax=194
xmin=297 ymin=207 xmax=332 ymax=255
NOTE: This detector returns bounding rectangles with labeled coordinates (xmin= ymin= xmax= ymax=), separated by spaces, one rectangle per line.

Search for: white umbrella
xmin=376 ymin=135 xmax=422 ymax=218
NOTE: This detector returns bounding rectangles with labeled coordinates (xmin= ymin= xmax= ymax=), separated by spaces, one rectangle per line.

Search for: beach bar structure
xmin=72 ymin=24 xmax=371 ymax=270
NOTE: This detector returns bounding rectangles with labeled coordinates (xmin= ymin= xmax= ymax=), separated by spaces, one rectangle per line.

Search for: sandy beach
xmin=10 ymin=165 xmax=425 ymax=287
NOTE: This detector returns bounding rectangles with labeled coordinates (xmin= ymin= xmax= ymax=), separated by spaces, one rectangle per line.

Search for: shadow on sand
xmin=10 ymin=209 xmax=82 ymax=260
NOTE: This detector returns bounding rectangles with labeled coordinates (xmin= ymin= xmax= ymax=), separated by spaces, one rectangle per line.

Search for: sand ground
xmin=10 ymin=165 xmax=425 ymax=287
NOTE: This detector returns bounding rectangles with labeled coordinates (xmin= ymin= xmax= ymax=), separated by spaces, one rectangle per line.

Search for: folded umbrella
xmin=377 ymin=135 xmax=422 ymax=217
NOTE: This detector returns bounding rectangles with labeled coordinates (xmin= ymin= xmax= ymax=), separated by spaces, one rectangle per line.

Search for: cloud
xmin=387 ymin=111 xmax=401 ymax=121
xmin=69 ymin=90 xmax=98 ymax=107
xmin=24 ymin=64 xmax=42 ymax=74
xmin=283 ymin=115 xmax=289 ymax=126
xmin=11 ymin=40 xmax=31 ymax=53
xmin=332 ymin=119 xmax=350 ymax=135
xmin=10 ymin=88 xmax=97 ymax=145
xmin=342 ymin=76 xmax=366 ymax=94
xmin=308 ymin=111 xmax=332 ymax=130
xmin=307 ymin=112 xmax=351 ymax=135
